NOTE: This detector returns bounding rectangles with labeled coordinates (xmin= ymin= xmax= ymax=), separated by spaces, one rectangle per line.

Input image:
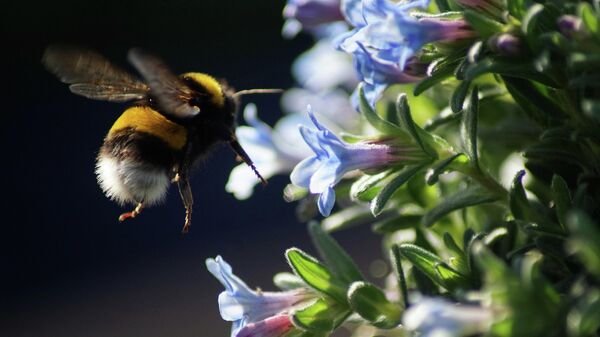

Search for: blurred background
xmin=1 ymin=1 xmax=381 ymax=336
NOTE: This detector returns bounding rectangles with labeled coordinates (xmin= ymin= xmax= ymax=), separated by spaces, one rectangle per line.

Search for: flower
xmin=290 ymin=106 xmax=429 ymax=216
xmin=236 ymin=315 xmax=295 ymax=337
xmin=402 ymin=297 xmax=493 ymax=337
xmin=206 ymin=256 xmax=316 ymax=337
xmin=226 ymin=104 xmax=312 ymax=200
xmin=283 ymin=0 xmax=345 ymax=38
xmin=338 ymin=0 xmax=474 ymax=106
xmin=350 ymin=43 xmax=427 ymax=108
xmin=292 ymin=39 xmax=358 ymax=92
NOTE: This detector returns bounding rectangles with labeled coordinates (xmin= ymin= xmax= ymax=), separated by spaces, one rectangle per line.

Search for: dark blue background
xmin=1 ymin=1 xmax=381 ymax=336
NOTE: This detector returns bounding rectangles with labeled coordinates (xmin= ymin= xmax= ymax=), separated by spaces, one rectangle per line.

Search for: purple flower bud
xmin=489 ymin=33 xmax=522 ymax=57
xmin=283 ymin=0 xmax=344 ymax=38
xmin=558 ymin=15 xmax=583 ymax=38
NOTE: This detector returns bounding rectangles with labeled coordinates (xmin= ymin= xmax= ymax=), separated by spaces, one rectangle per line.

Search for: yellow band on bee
xmin=109 ymin=106 xmax=188 ymax=150
xmin=181 ymin=72 xmax=224 ymax=107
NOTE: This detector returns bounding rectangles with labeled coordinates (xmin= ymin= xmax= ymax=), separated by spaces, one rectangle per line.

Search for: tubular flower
xmin=235 ymin=315 xmax=295 ymax=337
xmin=402 ymin=298 xmax=493 ymax=337
xmin=290 ymin=106 xmax=430 ymax=216
xmin=283 ymin=0 xmax=345 ymax=38
xmin=206 ymin=256 xmax=316 ymax=337
xmin=226 ymin=104 xmax=312 ymax=200
xmin=338 ymin=0 xmax=474 ymax=106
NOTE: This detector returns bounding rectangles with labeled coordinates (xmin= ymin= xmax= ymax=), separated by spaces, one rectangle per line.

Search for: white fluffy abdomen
xmin=96 ymin=155 xmax=170 ymax=206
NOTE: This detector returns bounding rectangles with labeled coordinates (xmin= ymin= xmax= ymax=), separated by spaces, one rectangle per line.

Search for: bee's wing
xmin=42 ymin=45 xmax=149 ymax=102
xmin=127 ymin=48 xmax=200 ymax=119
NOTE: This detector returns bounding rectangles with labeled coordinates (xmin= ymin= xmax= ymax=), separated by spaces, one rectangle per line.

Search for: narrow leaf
xmin=422 ymin=186 xmax=498 ymax=227
xmin=347 ymin=282 xmax=403 ymax=329
xmin=391 ymin=245 xmax=410 ymax=308
xmin=451 ymin=81 xmax=471 ymax=113
xmin=358 ymin=84 xmax=404 ymax=135
xmin=308 ymin=222 xmax=364 ymax=284
xmin=461 ymin=86 xmax=479 ymax=170
xmin=286 ymin=248 xmax=347 ymax=303
xmin=371 ymin=164 xmax=426 ymax=216
xmin=396 ymin=94 xmax=436 ymax=157
xmin=464 ymin=9 xmax=503 ymax=38
xmin=426 ymin=153 xmax=466 ymax=185
xmin=414 ymin=57 xmax=463 ymax=96
xmin=551 ymin=175 xmax=571 ymax=230
xmin=398 ymin=243 xmax=465 ymax=290
xmin=372 ymin=215 xmax=422 ymax=234
xmin=350 ymin=171 xmax=389 ymax=202
xmin=292 ymin=297 xmax=350 ymax=332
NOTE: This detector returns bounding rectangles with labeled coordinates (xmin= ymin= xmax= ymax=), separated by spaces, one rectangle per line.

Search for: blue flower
xmin=226 ymin=104 xmax=312 ymax=200
xmin=206 ymin=256 xmax=315 ymax=337
xmin=403 ymin=297 xmax=493 ymax=337
xmin=283 ymin=0 xmax=345 ymax=38
xmin=292 ymin=39 xmax=358 ymax=92
xmin=338 ymin=0 xmax=474 ymax=106
xmin=290 ymin=107 xmax=427 ymax=216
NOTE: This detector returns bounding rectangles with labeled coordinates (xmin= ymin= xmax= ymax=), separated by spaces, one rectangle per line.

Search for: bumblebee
xmin=43 ymin=46 xmax=277 ymax=233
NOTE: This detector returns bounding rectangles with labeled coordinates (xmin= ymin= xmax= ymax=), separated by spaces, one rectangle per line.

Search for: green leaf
xmin=350 ymin=171 xmax=389 ymax=202
xmin=422 ymin=186 xmax=498 ymax=227
xmin=461 ymin=86 xmax=479 ymax=170
xmin=567 ymin=211 xmax=600 ymax=279
xmin=506 ymin=0 xmax=525 ymax=19
xmin=308 ymin=222 xmax=364 ymax=284
xmin=358 ymin=84 xmax=405 ymax=135
xmin=286 ymin=248 xmax=347 ymax=303
xmin=273 ymin=272 xmax=305 ymax=290
xmin=426 ymin=153 xmax=466 ymax=185
xmin=372 ymin=214 xmax=422 ymax=234
xmin=371 ymin=164 xmax=427 ymax=216
xmin=396 ymin=94 xmax=436 ymax=157
xmin=502 ymin=76 xmax=565 ymax=124
xmin=414 ymin=57 xmax=463 ymax=96
xmin=398 ymin=243 xmax=467 ymax=290
xmin=451 ymin=80 xmax=471 ymax=113
xmin=391 ymin=245 xmax=410 ymax=308
xmin=464 ymin=9 xmax=503 ymax=38
xmin=522 ymin=3 xmax=560 ymax=50
xmin=551 ymin=175 xmax=571 ymax=230
xmin=347 ymin=282 xmax=403 ymax=329
xmin=466 ymin=58 xmax=560 ymax=88
xmin=579 ymin=2 xmax=599 ymax=35
xmin=292 ymin=297 xmax=350 ymax=332
xmin=509 ymin=170 xmax=534 ymax=221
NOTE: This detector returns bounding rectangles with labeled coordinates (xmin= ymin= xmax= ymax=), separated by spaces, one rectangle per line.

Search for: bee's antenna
xmin=233 ymin=89 xmax=284 ymax=98
xmin=229 ymin=137 xmax=268 ymax=186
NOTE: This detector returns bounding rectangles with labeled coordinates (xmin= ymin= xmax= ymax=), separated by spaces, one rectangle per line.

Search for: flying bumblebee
xmin=43 ymin=46 xmax=278 ymax=233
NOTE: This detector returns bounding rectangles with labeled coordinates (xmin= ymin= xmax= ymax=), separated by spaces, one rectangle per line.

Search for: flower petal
xmin=318 ymin=186 xmax=336 ymax=216
xmin=309 ymin=157 xmax=342 ymax=193
xmin=218 ymin=292 xmax=245 ymax=321
xmin=291 ymin=157 xmax=321 ymax=188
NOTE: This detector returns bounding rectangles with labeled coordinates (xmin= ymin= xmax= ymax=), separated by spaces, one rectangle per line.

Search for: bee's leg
xmin=118 ymin=201 xmax=144 ymax=222
xmin=177 ymin=174 xmax=193 ymax=233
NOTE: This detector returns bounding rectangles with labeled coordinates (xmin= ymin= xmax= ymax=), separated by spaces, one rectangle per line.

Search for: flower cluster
xmin=209 ymin=0 xmax=600 ymax=337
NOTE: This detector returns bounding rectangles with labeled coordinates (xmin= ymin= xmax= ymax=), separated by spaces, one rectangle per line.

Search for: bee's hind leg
xmin=177 ymin=174 xmax=193 ymax=234
xmin=119 ymin=201 xmax=144 ymax=222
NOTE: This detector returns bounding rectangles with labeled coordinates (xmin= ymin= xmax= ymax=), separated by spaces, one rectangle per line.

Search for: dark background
xmin=0 ymin=1 xmax=380 ymax=336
